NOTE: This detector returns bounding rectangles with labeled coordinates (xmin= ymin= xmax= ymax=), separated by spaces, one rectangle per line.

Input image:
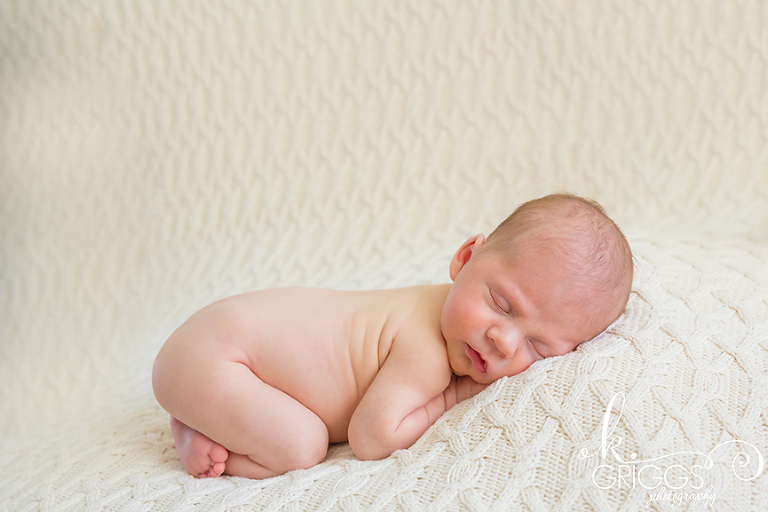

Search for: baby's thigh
xmin=156 ymin=345 xmax=328 ymax=471
xmin=205 ymin=361 xmax=329 ymax=467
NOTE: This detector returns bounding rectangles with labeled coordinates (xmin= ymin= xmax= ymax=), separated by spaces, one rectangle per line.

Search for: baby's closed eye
xmin=528 ymin=339 xmax=545 ymax=358
xmin=489 ymin=290 xmax=509 ymax=314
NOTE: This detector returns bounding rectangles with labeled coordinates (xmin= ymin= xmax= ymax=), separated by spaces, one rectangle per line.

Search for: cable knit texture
xmin=1 ymin=1 xmax=767 ymax=510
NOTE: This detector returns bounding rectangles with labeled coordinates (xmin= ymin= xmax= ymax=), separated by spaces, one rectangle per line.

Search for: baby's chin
xmin=465 ymin=371 xmax=496 ymax=385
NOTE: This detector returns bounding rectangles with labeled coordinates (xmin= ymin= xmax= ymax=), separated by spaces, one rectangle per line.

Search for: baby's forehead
xmin=495 ymin=227 xmax=591 ymax=265
xmin=498 ymin=235 xmax=617 ymax=300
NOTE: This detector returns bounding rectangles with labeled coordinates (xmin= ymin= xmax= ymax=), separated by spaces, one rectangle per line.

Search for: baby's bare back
xmin=186 ymin=287 xmax=409 ymax=442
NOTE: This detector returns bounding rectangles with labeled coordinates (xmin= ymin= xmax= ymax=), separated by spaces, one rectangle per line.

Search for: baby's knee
xmin=275 ymin=427 xmax=329 ymax=473
xmin=289 ymin=443 xmax=328 ymax=471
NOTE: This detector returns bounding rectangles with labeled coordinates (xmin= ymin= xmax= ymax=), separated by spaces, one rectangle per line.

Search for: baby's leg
xmin=155 ymin=355 xmax=329 ymax=480
xmin=206 ymin=361 xmax=330 ymax=479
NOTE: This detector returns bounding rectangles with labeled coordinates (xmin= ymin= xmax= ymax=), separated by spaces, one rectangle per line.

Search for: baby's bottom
xmin=154 ymin=345 xmax=330 ymax=479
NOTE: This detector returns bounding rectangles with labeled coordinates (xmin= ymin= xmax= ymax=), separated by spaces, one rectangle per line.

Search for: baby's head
xmin=441 ymin=193 xmax=633 ymax=383
xmin=484 ymin=193 xmax=633 ymax=328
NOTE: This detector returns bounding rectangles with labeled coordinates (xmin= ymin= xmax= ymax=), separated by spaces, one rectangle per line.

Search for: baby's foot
xmin=170 ymin=416 xmax=229 ymax=478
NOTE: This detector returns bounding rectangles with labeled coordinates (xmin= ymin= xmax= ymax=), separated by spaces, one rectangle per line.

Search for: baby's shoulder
xmin=384 ymin=286 xmax=452 ymax=377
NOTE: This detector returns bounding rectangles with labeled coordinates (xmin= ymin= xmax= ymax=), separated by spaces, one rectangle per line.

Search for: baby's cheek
xmin=442 ymin=305 xmax=463 ymax=335
xmin=451 ymin=301 xmax=478 ymax=330
xmin=500 ymin=357 xmax=535 ymax=379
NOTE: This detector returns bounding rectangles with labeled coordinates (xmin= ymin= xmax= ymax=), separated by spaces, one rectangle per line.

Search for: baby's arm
xmin=441 ymin=374 xmax=489 ymax=410
xmin=348 ymin=338 xmax=487 ymax=461
xmin=412 ymin=374 xmax=488 ymax=431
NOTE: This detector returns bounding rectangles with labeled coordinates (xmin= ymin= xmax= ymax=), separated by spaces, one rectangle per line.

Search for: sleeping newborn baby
xmin=152 ymin=193 xmax=633 ymax=479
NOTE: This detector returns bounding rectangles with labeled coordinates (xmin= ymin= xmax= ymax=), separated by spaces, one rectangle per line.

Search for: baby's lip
xmin=466 ymin=344 xmax=487 ymax=374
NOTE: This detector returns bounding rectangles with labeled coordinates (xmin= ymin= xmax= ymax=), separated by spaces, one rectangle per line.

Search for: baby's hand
xmin=443 ymin=374 xmax=489 ymax=410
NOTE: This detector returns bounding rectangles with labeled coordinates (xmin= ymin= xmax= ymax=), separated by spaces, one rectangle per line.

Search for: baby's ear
xmin=449 ymin=234 xmax=485 ymax=280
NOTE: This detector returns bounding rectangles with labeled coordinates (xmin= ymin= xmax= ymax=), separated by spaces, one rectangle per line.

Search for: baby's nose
xmin=488 ymin=325 xmax=523 ymax=358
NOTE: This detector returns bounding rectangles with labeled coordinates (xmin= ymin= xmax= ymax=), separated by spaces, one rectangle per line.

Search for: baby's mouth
xmin=466 ymin=344 xmax=487 ymax=374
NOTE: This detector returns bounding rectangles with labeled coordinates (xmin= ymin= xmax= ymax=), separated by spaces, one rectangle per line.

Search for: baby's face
xmin=441 ymin=234 xmax=613 ymax=384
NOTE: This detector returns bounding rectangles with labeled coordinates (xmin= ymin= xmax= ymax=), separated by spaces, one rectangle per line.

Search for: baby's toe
xmin=211 ymin=461 xmax=226 ymax=478
xmin=209 ymin=443 xmax=229 ymax=464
